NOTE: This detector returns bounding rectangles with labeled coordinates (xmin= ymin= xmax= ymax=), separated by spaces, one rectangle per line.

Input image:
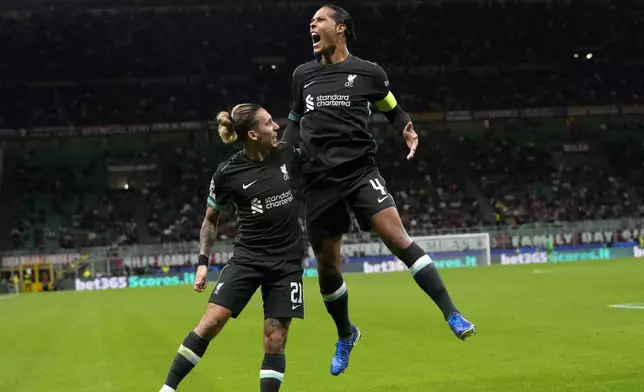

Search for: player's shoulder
xmin=350 ymin=56 xmax=385 ymax=73
xmin=292 ymin=60 xmax=319 ymax=78
xmin=351 ymin=56 xmax=380 ymax=68
xmin=276 ymin=141 xmax=291 ymax=152
xmin=213 ymin=151 xmax=242 ymax=180
xmin=275 ymin=141 xmax=297 ymax=158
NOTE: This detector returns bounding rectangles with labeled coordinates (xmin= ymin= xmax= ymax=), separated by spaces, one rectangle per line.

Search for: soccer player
xmin=160 ymin=104 xmax=304 ymax=392
xmin=282 ymin=5 xmax=476 ymax=375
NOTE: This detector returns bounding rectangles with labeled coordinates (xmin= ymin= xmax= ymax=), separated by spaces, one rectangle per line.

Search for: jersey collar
xmin=316 ymin=53 xmax=353 ymax=68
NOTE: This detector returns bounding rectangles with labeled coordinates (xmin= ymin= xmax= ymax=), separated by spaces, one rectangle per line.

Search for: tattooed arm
xmin=194 ymin=206 xmax=220 ymax=292
xmin=200 ymin=206 xmax=220 ymax=256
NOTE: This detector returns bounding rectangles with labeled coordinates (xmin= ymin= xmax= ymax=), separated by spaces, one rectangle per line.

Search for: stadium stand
xmin=0 ymin=2 xmax=643 ymax=127
xmin=1 ymin=1 xmax=644 ymax=251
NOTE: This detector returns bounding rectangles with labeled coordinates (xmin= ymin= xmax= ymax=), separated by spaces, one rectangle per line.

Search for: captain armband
xmin=375 ymin=91 xmax=398 ymax=112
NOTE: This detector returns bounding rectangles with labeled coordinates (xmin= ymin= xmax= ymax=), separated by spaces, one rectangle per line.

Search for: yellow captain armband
xmin=375 ymin=91 xmax=398 ymax=112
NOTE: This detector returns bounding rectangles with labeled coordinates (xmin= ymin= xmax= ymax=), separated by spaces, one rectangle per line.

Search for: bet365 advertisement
xmin=69 ymin=272 xmax=204 ymax=291
xmin=64 ymin=245 xmax=643 ymax=291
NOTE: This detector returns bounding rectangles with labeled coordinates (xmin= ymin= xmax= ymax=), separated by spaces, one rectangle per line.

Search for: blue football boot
xmin=330 ymin=325 xmax=361 ymax=376
xmin=448 ymin=312 xmax=476 ymax=340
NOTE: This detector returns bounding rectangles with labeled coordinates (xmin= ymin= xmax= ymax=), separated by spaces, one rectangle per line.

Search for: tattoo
xmin=199 ymin=218 xmax=218 ymax=255
xmin=265 ymin=317 xmax=290 ymax=333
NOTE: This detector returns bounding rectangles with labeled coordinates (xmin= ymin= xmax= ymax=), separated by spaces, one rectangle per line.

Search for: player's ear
xmin=247 ymin=130 xmax=259 ymax=141
xmin=336 ymin=23 xmax=346 ymax=36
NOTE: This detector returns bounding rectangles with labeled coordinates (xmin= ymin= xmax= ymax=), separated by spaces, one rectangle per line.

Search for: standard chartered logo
xmin=305 ymin=95 xmax=314 ymax=112
xmin=316 ymin=94 xmax=351 ymax=107
xmin=264 ymin=190 xmax=293 ymax=210
xmin=305 ymin=94 xmax=351 ymax=112
xmin=251 ymin=197 xmax=264 ymax=214
xmin=250 ymin=191 xmax=293 ymax=215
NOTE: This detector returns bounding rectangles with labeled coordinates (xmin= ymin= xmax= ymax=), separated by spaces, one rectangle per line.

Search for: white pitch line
xmin=608 ymin=303 xmax=644 ymax=310
xmin=0 ymin=294 xmax=18 ymax=301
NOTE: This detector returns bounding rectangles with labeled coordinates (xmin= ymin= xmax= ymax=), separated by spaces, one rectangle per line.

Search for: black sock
xmin=397 ymin=242 xmax=459 ymax=319
xmin=319 ymin=271 xmax=353 ymax=338
xmin=260 ymin=353 xmax=286 ymax=392
xmin=162 ymin=331 xmax=210 ymax=390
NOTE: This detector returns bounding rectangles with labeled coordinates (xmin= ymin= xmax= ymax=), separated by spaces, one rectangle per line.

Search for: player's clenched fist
xmin=194 ymin=265 xmax=208 ymax=292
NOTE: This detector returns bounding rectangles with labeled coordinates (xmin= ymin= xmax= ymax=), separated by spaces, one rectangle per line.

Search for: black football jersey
xmin=207 ymin=143 xmax=303 ymax=263
xmin=288 ymin=55 xmax=396 ymax=174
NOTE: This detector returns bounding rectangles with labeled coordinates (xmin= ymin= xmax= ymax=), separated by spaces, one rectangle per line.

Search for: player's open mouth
xmin=311 ymin=32 xmax=321 ymax=48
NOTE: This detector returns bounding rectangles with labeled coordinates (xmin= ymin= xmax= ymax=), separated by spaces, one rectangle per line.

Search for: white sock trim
xmin=322 ymin=281 xmax=347 ymax=302
xmin=260 ymin=369 xmax=285 ymax=381
xmin=178 ymin=344 xmax=201 ymax=366
xmin=160 ymin=385 xmax=176 ymax=392
xmin=409 ymin=254 xmax=433 ymax=276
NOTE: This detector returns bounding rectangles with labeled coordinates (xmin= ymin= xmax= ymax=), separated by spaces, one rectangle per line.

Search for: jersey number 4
xmin=290 ymin=282 xmax=303 ymax=304
xmin=369 ymin=178 xmax=387 ymax=195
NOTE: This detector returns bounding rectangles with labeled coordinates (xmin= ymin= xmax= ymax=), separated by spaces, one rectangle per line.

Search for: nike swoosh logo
xmin=303 ymin=80 xmax=316 ymax=89
xmin=242 ymin=181 xmax=257 ymax=189
xmin=378 ymin=195 xmax=390 ymax=203
xmin=292 ymin=304 xmax=302 ymax=310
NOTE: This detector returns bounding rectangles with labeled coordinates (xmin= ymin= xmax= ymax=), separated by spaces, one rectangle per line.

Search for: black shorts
xmin=208 ymin=261 xmax=304 ymax=319
xmin=303 ymin=157 xmax=396 ymax=243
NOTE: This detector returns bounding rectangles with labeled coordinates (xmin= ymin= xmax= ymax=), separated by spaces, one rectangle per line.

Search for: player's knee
xmin=372 ymin=208 xmax=411 ymax=252
xmin=264 ymin=329 xmax=287 ymax=352
xmin=263 ymin=318 xmax=290 ymax=353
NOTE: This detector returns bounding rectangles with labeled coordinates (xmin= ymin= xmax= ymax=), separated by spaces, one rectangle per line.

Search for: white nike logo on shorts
xmin=378 ymin=195 xmax=390 ymax=203
xmin=242 ymin=180 xmax=257 ymax=189
xmin=292 ymin=304 xmax=302 ymax=310
xmin=303 ymin=80 xmax=316 ymax=89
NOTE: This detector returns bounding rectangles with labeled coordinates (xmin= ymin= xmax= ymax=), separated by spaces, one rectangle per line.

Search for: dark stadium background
xmin=0 ymin=0 xmax=642 ymax=287
xmin=2 ymin=2 xmax=644 ymax=392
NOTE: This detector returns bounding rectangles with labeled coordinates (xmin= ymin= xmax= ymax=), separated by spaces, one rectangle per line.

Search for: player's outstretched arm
xmin=370 ymin=64 xmax=419 ymax=160
xmin=195 ymin=206 xmax=220 ymax=292
xmin=375 ymin=91 xmax=418 ymax=160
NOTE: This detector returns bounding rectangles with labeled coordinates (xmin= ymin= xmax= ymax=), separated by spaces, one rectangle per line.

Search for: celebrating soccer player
xmin=160 ymin=104 xmax=304 ymax=392
xmin=281 ymin=5 xmax=476 ymax=376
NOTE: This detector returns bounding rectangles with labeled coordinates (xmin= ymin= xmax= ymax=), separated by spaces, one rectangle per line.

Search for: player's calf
xmin=314 ymin=235 xmax=353 ymax=339
xmin=371 ymin=208 xmax=466 ymax=325
xmin=260 ymin=318 xmax=290 ymax=392
xmin=160 ymin=304 xmax=231 ymax=392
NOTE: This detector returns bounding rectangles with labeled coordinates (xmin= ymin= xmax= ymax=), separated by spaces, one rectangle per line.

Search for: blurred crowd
xmin=5 ymin=119 xmax=644 ymax=251
xmin=2 ymin=1 xmax=644 ymax=250
xmin=459 ymin=131 xmax=641 ymax=227
xmin=8 ymin=151 xmax=139 ymax=250
xmin=0 ymin=2 xmax=643 ymax=127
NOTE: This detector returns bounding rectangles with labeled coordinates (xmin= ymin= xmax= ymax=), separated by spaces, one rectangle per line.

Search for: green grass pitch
xmin=2 ymin=258 xmax=643 ymax=391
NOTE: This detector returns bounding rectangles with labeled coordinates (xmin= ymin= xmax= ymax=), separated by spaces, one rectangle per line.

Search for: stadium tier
xmin=1 ymin=116 xmax=643 ymax=252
